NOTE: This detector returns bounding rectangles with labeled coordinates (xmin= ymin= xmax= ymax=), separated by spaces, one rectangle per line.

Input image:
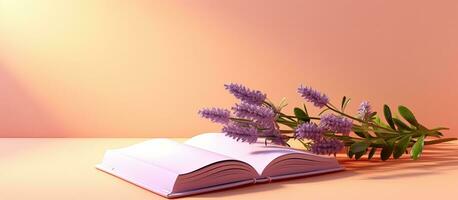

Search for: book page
xmin=115 ymin=138 xmax=234 ymax=175
xmin=185 ymin=133 xmax=315 ymax=175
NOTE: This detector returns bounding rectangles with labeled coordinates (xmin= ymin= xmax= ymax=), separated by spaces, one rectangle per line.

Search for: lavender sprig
xmin=232 ymin=102 xmax=275 ymax=124
xmin=198 ymin=108 xmax=231 ymax=124
xmin=295 ymin=122 xmax=324 ymax=141
xmin=319 ymin=114 xmax=353 ymax=135
xmin=225 ymin=83 xmax=266 ymax=105
xmin=297 ymin=85 xmax=329 ymax=108
xmin=357 ymin=101 xmax=372 ymax=120
xmin=222 ymin=123 xmax=258 ymax=143
xmin=199 ymin=83 xmax=456 ymax=161
xmin=310 ymin=138 xmax=344 ymax=155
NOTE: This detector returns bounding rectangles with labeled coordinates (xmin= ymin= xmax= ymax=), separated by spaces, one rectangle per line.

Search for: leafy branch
xmin=270 ymin=98 xmax=456 ymax=161
xmin=199 ymin=83 xmax=456 ymax=161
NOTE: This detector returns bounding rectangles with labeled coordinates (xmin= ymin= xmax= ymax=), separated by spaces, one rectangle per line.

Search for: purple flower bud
xmin=222 ymin=123 xmax=258 ymax=143
xmin=319 ymin=114 xmax=353 ymax=135
xmin=295 ymin=122 xmax=325 ymax=141
xmin=310 ymin=138 xmax=344 ymax=155
xmin=297 ymin=85 xmax=329 ymax=108
xmin=198 ymin=108 xmax=231 ymax=124
xmin=232 ymin=102 xmax=275 ymax=124
xmin=358 ymin=101 xmax=372 ymax=120
xmin=225 ymin=83 xmax=266 ymax=105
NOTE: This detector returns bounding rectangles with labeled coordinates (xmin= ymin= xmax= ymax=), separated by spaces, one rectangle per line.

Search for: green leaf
xmin=398 ymin=105 xmax=419 ymax=127
xmin=352 ymin=125 xmax=369 ymax=138
xmin=411 ymin=135 xmax=425 ymax=160
xmin=277 ymin=97 xmax=288 ymax=111
xmin=383 ymin=105 xmax=396 ymax=130
xmin=303 ymin=104 xmax=308 ymax=115
xmin=371 ymin=138 xmax=387 ymax=145
xmin=368 ymin=147 xmax=377 ymax=160
xmin=430 ymin=127 xmax=449 ymax=131
xmin=393 ymin=135 xmax=412 ymax=159
xmin=427 ymin=131 xmax=442 ymax=137
xmin=435 ymin=131 xmax=444 ymax=136
xmin=372 ymin=116 xmax=388 ymax=129
xmin=368 ymin=112 xmax=378 ymax=120
xmin=350 ymin=141 xmax=369 ymax=154
xmin=318 ymin=108 xmax=330 ymax=116
xmin=347 ymin=148 xmax=354 ymax=159
xmin=277 ymin=118 xmax=296 ymax=129
xmin=354 ymin=131 xmax=367 ymax=138
xmin=294 ymin=107 xmax=309 ymax=122
xmin=380 ymin=142 xmax=394 ymax=161
xmin=373 ymin=116 xmax=381 ymax=124
xmin=392 ymin=118 xmax=412 ymax=131
xmin=354 ymin=150 xmax=366 ymax=160
xmin=352 ymin=125 xmax=366 ymax=132
xmin=344 ymin=98 xmax=351 ymax=111
xmin=277 ymin=115 xmax=294 ymax=122
xmin=325 ymin=134 xmax=354 ymax=141
xmin=341 ymin=96 xmax=346 ymax=111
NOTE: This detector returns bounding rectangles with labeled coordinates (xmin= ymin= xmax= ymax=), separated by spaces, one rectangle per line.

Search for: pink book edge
xmin=96 ymin=164 xmax=344 ymax=198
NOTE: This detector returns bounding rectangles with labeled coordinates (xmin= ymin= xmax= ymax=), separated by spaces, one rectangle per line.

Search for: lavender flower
xmin=297 ymin=85 xmax=329 ymax=108
xmin=198 ymin=108 xmax=231 ymax=124
xmin=223 ymin=123 xmax=258 ymax=143
xmin=225 ymin=83 xmax=266 ymax=105
xmin=310 ymin=138 xmax=344 ymax=155
xmin=358 ymin=101 xmax=372 ymax=120
xmin=319 ymin=114 xmax=353 ymax=134
xmin=232 ymin=103 xmax=275 ymax=124
xmin=295 ymin=122 xmax=325 ymax=141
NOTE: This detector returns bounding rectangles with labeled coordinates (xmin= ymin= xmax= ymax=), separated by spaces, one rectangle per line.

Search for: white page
xmin=185 ymin=133 xmax=315 ymax=175
xmin=116 ymin=138 xmax=233 ymax=175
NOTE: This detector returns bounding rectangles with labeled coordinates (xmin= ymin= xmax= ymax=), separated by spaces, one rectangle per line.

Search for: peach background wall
xmin=0 ymin=0 xmax=457 ymax=137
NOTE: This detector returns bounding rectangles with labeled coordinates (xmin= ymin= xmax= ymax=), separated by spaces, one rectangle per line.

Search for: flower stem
xmin=280 ymin=130 xmax=295 ymax=133
xmin=277 ymin=120 xmax=297 ymax=126
xmin=229 ymin=117 xmax=252 ymax=122
xmin=280 ymin=114 xmax=320 ymax=120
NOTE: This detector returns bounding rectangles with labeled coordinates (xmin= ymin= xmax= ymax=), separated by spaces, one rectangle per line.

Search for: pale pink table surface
xmin=1 ymin=138 xmax=457 ymax=200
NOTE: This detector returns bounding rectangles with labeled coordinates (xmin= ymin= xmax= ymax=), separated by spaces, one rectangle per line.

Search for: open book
xmin=96 ymin=133 xmax=343 ymax=198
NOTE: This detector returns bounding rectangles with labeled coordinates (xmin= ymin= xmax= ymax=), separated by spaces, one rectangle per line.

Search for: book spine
xmin=267 ymin=167 xmax=344 ymax=182
xmin=167 ymin=179 xmax=255 ymax=198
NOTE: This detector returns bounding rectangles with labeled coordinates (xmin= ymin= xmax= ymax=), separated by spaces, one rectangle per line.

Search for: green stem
xmin=277 ymin=120 xmax=297 ymax=126
xmin=280 ymin=130 xmax=295 ymax=133
xmin=229 ymin=117 xmax=252 ymax=122
xmin=352 ymin=124 xmax=399 ymax=135
xmin=342 ymin=137 xmax=457 ymax=148
xmin=323 ymin=133 xmax=362 ymax=141
xmin=280 ymin=114 xmax=320 ymax=120
xmin=278 ymin=114 xmax=296 ymax=122
xmin=261 ymin=135 xmax=295 ymax=139
xmin=263 ymin=100 xmax=273 ymax=107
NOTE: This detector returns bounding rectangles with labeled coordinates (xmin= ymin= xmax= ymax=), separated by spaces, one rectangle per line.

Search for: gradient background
xmin=1 ymin=0 xmax=457 ymax=138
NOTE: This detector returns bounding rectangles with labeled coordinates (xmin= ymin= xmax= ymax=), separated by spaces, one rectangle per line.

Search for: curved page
xmin=116 ymin=138 xmax=233 ymax=175
xmin=185 ymin=133 xmax=331 ymax=175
